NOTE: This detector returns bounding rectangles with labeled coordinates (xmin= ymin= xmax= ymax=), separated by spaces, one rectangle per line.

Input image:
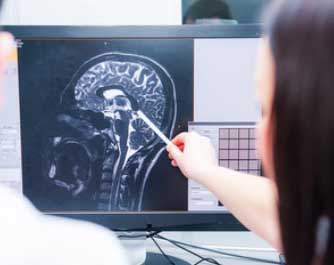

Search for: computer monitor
xmin=3 ymin=25 xmax=261 ymax=232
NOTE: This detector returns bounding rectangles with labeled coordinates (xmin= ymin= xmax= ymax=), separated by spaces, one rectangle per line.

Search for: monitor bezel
xmin=4 ymin=25 xmax=261 ymax=231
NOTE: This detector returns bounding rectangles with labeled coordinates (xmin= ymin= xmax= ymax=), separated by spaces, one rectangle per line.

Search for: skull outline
xmin=47 ymin=52 xmax=178 ymax=211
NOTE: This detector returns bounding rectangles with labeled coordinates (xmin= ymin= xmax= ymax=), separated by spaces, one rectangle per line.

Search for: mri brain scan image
xmin=19 ymin=39 xmax=193 ymax=211
xmin=44 ymin=53 xmax=176 ymax=211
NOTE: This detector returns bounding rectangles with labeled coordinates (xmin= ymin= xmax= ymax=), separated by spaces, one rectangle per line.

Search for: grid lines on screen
xmin=218 ymin=127 xmax=261 ymax=176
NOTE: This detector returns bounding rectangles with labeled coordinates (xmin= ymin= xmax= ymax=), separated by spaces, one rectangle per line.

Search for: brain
xmin=129 ymin=118 xmax=155 ymax=149
xmin=74 ymin=56 xmax=167 ymax=128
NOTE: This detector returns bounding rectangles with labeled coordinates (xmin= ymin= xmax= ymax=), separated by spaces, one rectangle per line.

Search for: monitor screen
xmin=1 ymin=26 xmax=261 ymax=230
xmin=19 ymin=38 xmax=193 ymax=212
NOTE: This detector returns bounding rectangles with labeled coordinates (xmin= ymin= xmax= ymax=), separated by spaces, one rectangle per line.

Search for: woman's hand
xmin=166 ymin=132 xmax=218 ymax=185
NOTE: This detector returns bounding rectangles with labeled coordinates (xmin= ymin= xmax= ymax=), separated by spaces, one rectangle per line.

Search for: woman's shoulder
xmin=0 ymin=184 xmax=129 ymax=265
xmin=0 ymin=185 xmax=39 ymax=218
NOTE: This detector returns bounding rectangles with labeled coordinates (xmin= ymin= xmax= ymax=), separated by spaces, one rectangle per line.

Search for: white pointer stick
xmin=136 ymin=110 xmax=172 ymax=146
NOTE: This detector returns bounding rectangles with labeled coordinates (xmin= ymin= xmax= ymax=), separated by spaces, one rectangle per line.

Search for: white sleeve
xmin=0 ymin=185 xmax=129 ymax=265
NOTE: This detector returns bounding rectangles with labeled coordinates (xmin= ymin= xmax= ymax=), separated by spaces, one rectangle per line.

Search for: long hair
xmin=266 ymin=0 xmax=334 ymax=264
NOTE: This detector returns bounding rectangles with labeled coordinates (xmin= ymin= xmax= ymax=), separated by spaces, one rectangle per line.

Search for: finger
xmin=168 ymin=152 xmax=174 ymax=160
xmin=169 ymin=142 xmax=183 ymax=151
xmin=186 ymin=131 xmax=203 ymax=145
xmin=171 ymin=160 xmax=178 ymax=167
xmin=178 ymin=144 xmax=185 ymax=152
xmin=172 ymin=142 xmax=184 ymax=149
xmin=170 ymin=132 xmax=188 ymax=146
xmin=167 ymin=143 xmax=183 ymax=161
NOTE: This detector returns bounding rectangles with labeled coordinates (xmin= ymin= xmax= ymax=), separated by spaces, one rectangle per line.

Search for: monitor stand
xmin=119 ymin=232 xmax=191 ymax=265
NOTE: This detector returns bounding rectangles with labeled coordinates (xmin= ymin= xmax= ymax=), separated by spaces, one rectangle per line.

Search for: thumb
xmin=167 ymin=143 xmax=183 ymax=162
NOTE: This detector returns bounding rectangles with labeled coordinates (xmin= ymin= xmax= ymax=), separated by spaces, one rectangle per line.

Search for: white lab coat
xmin=0 ymin=185 xmax=129 ymax=265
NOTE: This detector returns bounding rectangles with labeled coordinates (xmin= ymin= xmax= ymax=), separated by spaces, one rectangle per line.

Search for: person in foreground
xmin=0 ymin=2 xmax=128 ymax=265
xmin=167 ymin=1 xmax=333 ymax=265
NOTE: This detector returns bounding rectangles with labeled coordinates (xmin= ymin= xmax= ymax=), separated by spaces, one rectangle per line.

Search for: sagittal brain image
xmin=19 ymin=39 xmax=193 ymax=211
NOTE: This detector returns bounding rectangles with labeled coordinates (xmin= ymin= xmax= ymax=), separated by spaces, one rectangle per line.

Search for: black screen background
xmin=18 ymin=39 xmax=194 ymax=212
